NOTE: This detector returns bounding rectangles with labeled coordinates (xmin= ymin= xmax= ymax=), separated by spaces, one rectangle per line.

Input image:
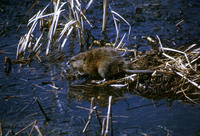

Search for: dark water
xmin=0 ymin=0 xmax=200 ymax=135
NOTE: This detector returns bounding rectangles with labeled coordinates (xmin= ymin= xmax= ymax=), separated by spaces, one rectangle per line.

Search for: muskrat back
xmin=68 ymin=47 xmax=126 ymax=79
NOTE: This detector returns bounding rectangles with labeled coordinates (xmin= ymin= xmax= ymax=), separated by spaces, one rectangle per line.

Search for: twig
xmin=48 ymin=84 xmax=60 ymax=90
xmin=32 ymin=83 xmax=46 ymax=90
xmin=116 ymin=33 xmax=126 ymax=49
xmin=28 ymin=4 xmax=50 ymax=25
xmin=33 ymin=32 xmax=44 ymax=51
xmin=110 ymin=102 xmax=113 ymax=136
xmin=57 ymin=20 xmax=76 ymax=42
xmin=104 ymin=96 xmax=112 ymax=136
xmin=76 ymin=6 xmax=93 ymax=28
xmin=110 ymin=10 xmax=131 ymax=40
xmin=112 ymin=14 xmax=119 ymax=47
xmin=29 ymin=121 xmax=37 ymax=136
xmin=163 ymin=47 xmax=193 ymax=70
xmin=191 ymin=56 xmax=200 ymax=64
xmin=5 ymin=130 xmax=12 ymax=136
xmin=175 ymin=71 xmax=200 ymax=89
xmin=157 ymin=35 xmax=176 ymax=61
xmin=124 ymin=69 xmax=154 ymax=74
xmin=60 ymin=26 xmax=74 ymax=51
xmin=34 ymin=125 xmax=43 ymax=136
xmin=34 ymin=97 xmax=51 ymax=121
xmin=46 ymin=1 xmax=66 ymax=55
xmin=176 ymin=19 xmax=184 ymax=27
xmin=76 ymin=105 xmax=90 ymax=111
xmin=184 ymin=44 xmax=197 ymax=52
xmin=15 ymin=121 xmax=35 ymax=135
xmin=101 ymin=118 xmax=106 ymax=136
xmin=93 ymin=106 xmax=102 ymax=128
xmin=83 ymin=0 xmax=93 ymax=13
xmin=83 ymin=97 xmax=95 ymax=133
xmin=110 ymin=83 xmax=128 ymax=88
xmin=157 ymin=35 xmax=193 ymax=70
xmin=181 ymin=88 xmax=198 ymax=104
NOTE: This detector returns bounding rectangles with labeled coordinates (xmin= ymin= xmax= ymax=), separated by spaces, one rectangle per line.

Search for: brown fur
xmin=68 ymin=47 xmax=126 ymax=79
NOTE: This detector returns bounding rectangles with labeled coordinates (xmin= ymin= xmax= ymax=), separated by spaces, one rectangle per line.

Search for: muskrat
xmin=67 ymin=47 xmax=153 ymax=80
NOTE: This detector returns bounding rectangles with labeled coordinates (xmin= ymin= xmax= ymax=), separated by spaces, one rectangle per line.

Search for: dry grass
xmin=91 ymin=38 xmax=200 ymax=104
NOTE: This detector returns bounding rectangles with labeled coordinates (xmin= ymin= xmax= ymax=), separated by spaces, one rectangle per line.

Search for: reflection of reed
xmin=68 ymin=82 xmax=127 ymax=107
xmin=14 ymin=120 xmax=43 ymax=136
xmin=81 ymin=96 xmax=113 ymax=136
xmin=34 ymin=97 xmax=50 ymax=121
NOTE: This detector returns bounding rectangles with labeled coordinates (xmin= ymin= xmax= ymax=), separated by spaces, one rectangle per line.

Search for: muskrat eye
xmin=66 ymin=59 xmax=73 ymax=65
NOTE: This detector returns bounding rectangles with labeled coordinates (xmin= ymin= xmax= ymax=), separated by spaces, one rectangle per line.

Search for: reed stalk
xmin=102 ymin=0 xmax=108 ymax=32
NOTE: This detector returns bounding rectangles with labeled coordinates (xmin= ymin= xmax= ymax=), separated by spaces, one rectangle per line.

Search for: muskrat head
xmin=67 ymin=52 xmax=86 ymax=74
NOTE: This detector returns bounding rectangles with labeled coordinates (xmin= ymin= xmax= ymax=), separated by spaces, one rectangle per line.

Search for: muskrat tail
xmin=123 ymin=60 xmax=154 ymax=74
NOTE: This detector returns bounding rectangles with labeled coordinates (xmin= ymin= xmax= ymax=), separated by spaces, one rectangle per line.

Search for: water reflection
xmin=67 ymin=81 xmax=200 ymax=136
xmin=68 ymin=83 xmax=129 ymax=107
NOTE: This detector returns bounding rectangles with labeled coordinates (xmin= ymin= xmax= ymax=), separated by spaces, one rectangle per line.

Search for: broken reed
xmin=16 ymin=0 xmax=131 ymax=61
xmin=81 ymin=96 xmax=113 ymax=136
xmin=16 ymin=0 xmax=94 ymax=60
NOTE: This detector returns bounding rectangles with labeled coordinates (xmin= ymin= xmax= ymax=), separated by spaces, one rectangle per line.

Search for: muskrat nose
xmin=66 ymin=60 xmax=71 ymax=66
xmin=66 ymin=60 xmax=72 ymax=70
